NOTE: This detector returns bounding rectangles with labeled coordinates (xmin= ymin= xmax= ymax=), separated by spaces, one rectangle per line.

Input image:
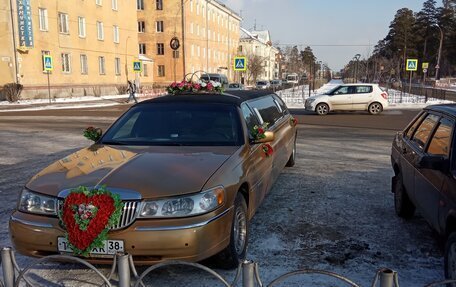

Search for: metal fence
xmin=1 ymin=247 xmax=456 ymax=287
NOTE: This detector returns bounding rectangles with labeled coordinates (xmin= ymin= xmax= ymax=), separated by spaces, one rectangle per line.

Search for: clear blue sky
xmin=220 ymin=0 xmax=432 ymax=71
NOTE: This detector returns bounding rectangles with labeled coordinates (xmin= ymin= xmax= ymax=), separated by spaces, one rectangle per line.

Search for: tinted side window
xmin=405 ymin=112 xmax=427 ymax=139
xmin=356 ymin=86 xmax=373 ymax=93
xmin=411 ymin=114 xmax=439 ymax=150
xmin=273 ymin=94 xmax=290 ymax=115
xmin=248 ymin=95 xmax=282 ymax=126
xmin=427 ymin=117 xmax=453 ymax=157
xmin=241 ymin=103 xmax=259 ymax=136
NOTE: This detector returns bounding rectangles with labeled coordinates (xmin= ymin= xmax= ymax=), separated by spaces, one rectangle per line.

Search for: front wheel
xmin=213 ymin=193 xmax=248 ymax=269
xmin=368 ymin=102 xmax=383 ymax=115
xmin=316 ymin=103 xmax=329 ymax=115
xmin=445 ymin=232 xmax=456 ymax=282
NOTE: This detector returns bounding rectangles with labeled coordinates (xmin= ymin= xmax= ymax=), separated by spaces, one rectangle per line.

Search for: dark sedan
xmin=391 ymin=104 xmax=456 ymax=279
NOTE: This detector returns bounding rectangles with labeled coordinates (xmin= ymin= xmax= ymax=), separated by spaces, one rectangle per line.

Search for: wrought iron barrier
xmin=1 ymin=247 xmax=456 ymax=287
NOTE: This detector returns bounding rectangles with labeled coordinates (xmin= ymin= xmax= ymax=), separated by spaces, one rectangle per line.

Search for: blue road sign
xmin=133 ymin=61 xmax=142 ymax=72
xmin=43 ymin=55 xmax=53 ymax=71
xmin=234 ymin=57 xmax=247 ymax=71
xmin=406 ymin=59 xmax=418 ymax=71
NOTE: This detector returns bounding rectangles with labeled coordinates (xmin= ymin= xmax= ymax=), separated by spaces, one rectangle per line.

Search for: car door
xmin=439 ymin=130 xmax=456 ymax=232
xmin=328 ymin=85 xmax=355 ymax=110
xmin=415 ymin=116 xmax=454 ymax=232
xmin=351 ymin=85 xmax=373 ymax=110
xmin=408 ymin=113 xmax=440 ymax=225
xmin=240 ymin=103 xmax=273 ymax=212
xmin=400 ymin=112 xmax=427 ymax=194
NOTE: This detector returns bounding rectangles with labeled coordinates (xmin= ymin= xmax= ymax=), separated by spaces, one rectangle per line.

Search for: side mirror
xmin=418 ymin=155 xmax=449 ymax=172
xmin=252 ymin=131 xmax=275 ymax=144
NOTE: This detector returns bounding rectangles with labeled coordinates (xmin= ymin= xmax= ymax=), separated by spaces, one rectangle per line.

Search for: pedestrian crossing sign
xmin=43 ymin=55 xmax=53 ymax=71
xmin=133 ymin=61 xmax=142 ymax=72
xmin=406 ymin=59 xmax=418 ymax=71
xmin=233 ymin=57 xmax=247 ymax=71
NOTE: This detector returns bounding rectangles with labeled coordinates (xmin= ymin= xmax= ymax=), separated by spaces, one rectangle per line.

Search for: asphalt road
xmin=1 ymin=106 xmax=442 ymax=287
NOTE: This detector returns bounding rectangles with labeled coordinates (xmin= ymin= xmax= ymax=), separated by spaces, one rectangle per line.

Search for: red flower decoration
xmin=59 ymin=186 xmax=123 ymax=256
xmin=290 ymin=117 xmax=298 ymax=126
xmin=262 ymin=143 xmax=274 ymax=157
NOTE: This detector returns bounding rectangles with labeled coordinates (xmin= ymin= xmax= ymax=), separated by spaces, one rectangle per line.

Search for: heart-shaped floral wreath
xmin=59 ymin=186 xmax=123 ymax=256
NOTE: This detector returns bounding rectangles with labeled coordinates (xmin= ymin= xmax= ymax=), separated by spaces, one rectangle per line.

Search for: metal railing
xmin=1 ymin=247 xmax=455 ymax=287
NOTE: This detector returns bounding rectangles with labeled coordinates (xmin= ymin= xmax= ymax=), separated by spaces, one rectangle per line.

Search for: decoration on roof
xmin=166 ymin=71 xmax=224 ymax=95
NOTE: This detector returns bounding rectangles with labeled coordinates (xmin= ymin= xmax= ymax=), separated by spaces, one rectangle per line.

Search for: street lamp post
xmin=353 ymin=54 xmax=361 ymax=83
xmin=434 ymin=24 xmax=443 ymax=80
xmin=125 ymin=36 xmax=131 ymax=82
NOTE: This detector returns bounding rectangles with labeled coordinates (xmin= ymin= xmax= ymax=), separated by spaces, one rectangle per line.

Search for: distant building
xmin=0 ymin=0 xmax=140 ymax=99
xmin=238 ymin=28 xmax=279 ymax=84
xmin=138 ymin=0 xmax=241 ymax=86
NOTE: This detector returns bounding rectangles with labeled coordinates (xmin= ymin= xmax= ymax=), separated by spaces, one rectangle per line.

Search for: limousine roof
xmin=140 ymin=90 xmax=274 ymax=106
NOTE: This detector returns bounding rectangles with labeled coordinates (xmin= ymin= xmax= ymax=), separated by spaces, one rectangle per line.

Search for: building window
xmin=173 ymin=50 xmax=179 ymax=58
xmin=41 ymin=50 xmax=50 ymax=72
xmin=58 ymin=13 xmax=69 ymax=34
xmin=137 ymin=0 xmax=144 ymax=10
xmin=138 ymin=21 xmax=145 ymax=32
xmin=78 ymin=17 xmax=86 ymax=38
xmin=96 ymin=0 xmax=102 ymax=5
xmin=115 ymin=57 xmax=121 ymax=75
xmin=139 ymin=43 xmax=146 ymax=54
xmin=143 ymin=64 xmax=148 ymax=76
xmin=158 ymin=65 xmax=165 ymax=77
xmin=97 ymin=21 xmax=104 ymax=40
xmin=80 ymin=54 xmax=88 ymax=74
xmin=157 ymin=43 xmax=164 ymax=55
xmin=156 ymin=21 xmax=164 ymax=32
xmin=156 ymin=0 xmax=163 ymax=10
xmin=61 ymin=53 xmax=71 ymax=73
xmin=38 ymin=8 xmax=48 ymax=31
xmin=113 ymin=25 xmax=119 ymax=43
xmin=99 ymin=56 xmax=106 ymax=75
xmin=112 ymin=0 xmax=118 ymax=10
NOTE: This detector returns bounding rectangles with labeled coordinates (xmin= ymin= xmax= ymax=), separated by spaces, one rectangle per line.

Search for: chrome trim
xmin=58 ymin=187 xmax=142 ymax=200
xmin=135 ymin=207 xmax=233 ymax=231
xmin=10 ymin=216 xmax=54 ymax=228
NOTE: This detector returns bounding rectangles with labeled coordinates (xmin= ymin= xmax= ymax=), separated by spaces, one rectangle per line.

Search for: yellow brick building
xmin=0 ymin=0 xmax=141 ymax=100
xmin=138 ymin=0 xmax=241 ymax=86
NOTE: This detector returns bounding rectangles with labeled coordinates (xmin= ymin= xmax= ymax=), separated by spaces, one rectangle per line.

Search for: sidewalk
xmin=0 ymin=93 xmax=162 ymax=112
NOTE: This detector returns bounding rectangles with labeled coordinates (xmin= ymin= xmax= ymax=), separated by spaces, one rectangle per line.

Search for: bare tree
xmin=246 ymin=53 xmax=266 ymax=85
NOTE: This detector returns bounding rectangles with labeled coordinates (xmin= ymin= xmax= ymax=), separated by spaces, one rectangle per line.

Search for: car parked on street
xmin=9 ymin=90 xmax=297 ymax=269
xmin=304 ymin=83 xmax=389 ymax=115
xmin=270 ymin=80 xmax=282 ymax=90
xmin=200 ymin=73 xmax=229 ymax=89
xmin=391 ymin=104 xmax=456 ymax=280
xmin=226 ymin=83 xmax=244 ymax=91
xmin=256 ymin=80 xmax=271 ymax=90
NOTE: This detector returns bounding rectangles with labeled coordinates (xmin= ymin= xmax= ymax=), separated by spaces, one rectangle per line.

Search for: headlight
xmin=139 ymin=186 xmax=225 ymax=218
xmin=306 ymin=98 xmax=316 ymax=104
xmin=18 ymin=189 xmax=57 ymax=215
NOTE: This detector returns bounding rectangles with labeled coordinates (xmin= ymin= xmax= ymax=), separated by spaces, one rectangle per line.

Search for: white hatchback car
xmin=305 ymin=84 xmax=389 ymax=115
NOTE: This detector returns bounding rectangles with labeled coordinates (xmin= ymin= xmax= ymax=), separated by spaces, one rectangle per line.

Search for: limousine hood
xmin=26 ymin=145 xmax=237 ymax=199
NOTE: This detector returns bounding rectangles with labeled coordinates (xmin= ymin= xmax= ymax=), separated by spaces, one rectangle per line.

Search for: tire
xmin=315 ymin=103 xmax=329 ymax=115
xmin=393 ymin=173 xmax=415 ymax=218
xmin=445 ymin=232 xmax=456 ymax=283
xmin=286 ymin=136 xmax=296 ymax=167
xmin=213 ymin=193 xmax=248 ymax=269
xmin=368 ymin=102 xmax=383 ymax=115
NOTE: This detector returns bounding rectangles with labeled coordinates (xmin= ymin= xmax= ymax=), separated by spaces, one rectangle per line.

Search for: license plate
xmin=58 ymin=237 xmax=124 ymax=255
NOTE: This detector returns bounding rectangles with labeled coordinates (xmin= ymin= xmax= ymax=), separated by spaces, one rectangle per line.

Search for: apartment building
xmin=137 ymin=0 xmax=241 ymax=86
xmin=1 ymin=0 xmax=140 ymax=99
xmin=239 ymin=28 xmax=280 ymax=84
